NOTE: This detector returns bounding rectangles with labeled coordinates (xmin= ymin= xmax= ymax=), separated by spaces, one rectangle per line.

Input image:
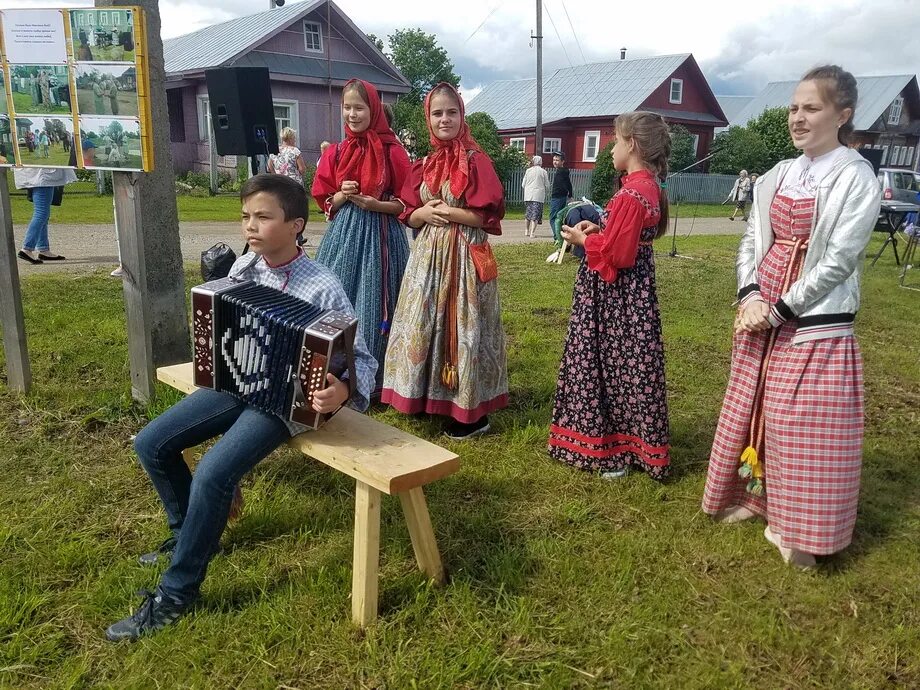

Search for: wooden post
xmin=0 ymin=168 xmax=31 ymax=392
xmin=352 ymin=480 xmax=381 ymax=626
xmin=208 ymin=116 xmax=218 ymax=195
xmin=113 ymin=171 xmax=155 ymax=401
xmin=98 ymin=0 xmax=190 ymax=369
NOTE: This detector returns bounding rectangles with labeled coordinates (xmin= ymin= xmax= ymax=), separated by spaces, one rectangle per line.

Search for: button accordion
xmin=191 ymin=277 xmax=358 ymax=429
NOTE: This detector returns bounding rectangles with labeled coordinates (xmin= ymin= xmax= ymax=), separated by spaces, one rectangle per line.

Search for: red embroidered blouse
xmin=311 ymin=143 xmax=412 ymax=220
xmin=584 ymin=169 xmax=661 ymax=283
xmin=397 ymin=152 xmax=506 ymax=235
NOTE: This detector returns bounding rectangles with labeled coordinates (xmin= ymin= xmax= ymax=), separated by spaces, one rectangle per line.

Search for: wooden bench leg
xmin=399 ymin=487 xmax=445 ymax=584
xmin=352 ymin=480 xmax=381 ymax=627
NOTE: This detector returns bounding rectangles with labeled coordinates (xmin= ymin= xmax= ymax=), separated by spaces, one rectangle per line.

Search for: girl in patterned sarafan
xmin=703 ymin=66 xmax=879 ymax=569
xmin=382 ymin=82 xmax=508 ymax=439
xmin=549 ymin=112 xmax=672 ymax=480
xmin=312 ymin=79 xmax=411 ymax=391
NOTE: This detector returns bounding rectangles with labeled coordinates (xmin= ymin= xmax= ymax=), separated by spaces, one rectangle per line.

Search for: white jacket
xmin=737 ymin=148 xmax=881 ymax=343
xmin=522 ymin=166 xmax=550 ymax=203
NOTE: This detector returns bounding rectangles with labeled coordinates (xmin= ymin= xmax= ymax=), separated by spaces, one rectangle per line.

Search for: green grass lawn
xmin=6 ymin=179 xmax=324 ymax=225
xmin=1 ymin=237 xmax=918 ymax=688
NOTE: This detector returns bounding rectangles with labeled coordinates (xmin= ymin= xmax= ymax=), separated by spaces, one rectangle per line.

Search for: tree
xmin=710 ymin=126 xmax=772 ymax=176
xmin=668 ymin=125 xmax=696 ymax=173
xmin=366 ymin=33 xmax=384 ymax=53
xmin=747 ymin=106 xmax=798 ymax=169
xmin=590 ymin=141 xmax=619 ymax=206
xmin=382 ymin=29 xmax=460 ymax=159
xmin=386 ymin=29 xmax=459 ymax=105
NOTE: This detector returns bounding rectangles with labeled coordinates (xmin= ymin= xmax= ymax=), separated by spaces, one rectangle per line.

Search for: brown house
xmin=466 ymin=53 xmax=728 ymax=170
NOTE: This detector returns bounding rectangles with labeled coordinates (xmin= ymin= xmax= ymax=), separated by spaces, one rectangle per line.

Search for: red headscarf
xmin=422 ymin=82 xmax=483 ymax=199
xmin=335 ymin=79 xmax=402 ymax=198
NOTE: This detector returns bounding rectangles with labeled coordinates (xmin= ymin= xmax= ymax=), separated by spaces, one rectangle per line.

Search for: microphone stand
xmin=665 ymin=150 xmax=720 ymax=259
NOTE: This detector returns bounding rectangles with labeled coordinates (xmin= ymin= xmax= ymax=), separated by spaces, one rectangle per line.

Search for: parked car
xmin=878 ymin=167 xmax=920 ymax=203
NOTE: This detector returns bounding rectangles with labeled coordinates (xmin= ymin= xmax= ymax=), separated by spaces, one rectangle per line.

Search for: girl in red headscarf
xmin=312 ymin=79 xmax=412 ymax=391
xmin=381 ymin=83 xmax=508 ymax=439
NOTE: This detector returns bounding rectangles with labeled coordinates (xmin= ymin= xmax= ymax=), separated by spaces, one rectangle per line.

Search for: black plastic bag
xmin=201 ymin=242 xmax=237 ymax=281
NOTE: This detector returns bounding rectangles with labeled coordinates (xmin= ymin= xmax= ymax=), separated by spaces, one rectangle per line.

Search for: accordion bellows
xmin=191 ymin=277 xmax=358 ymax=429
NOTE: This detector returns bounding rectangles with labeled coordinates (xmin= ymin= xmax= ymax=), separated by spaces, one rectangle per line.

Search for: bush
xmin=590 ymin=141 xmax=619 ymax=206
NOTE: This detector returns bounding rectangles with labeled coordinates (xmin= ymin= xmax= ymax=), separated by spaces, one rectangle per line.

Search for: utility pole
xmin=533 ymin=0 xmax=543 ymax=156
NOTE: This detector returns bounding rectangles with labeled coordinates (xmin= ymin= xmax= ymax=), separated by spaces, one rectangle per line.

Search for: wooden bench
xmin=156 ymin=362 xmax=459 ymax=627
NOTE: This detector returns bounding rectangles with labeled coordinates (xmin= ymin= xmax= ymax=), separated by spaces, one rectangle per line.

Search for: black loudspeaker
xmin=205 ymin=67 xmax=279 ymax=157
xmin=859 ymin=147 xmax=883 ymax=174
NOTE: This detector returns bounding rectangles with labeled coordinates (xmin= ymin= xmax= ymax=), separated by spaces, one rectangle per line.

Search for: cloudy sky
xmin=4 ymin=0 xmax=918 ymax=100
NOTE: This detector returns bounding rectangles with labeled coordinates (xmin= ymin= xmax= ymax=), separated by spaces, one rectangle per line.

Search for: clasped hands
xmin=337 ymin=180 xmax=376 ymax=210
xmin=734 ymin=299 xmax=772 ymax=334
xmin=560 ymin=220 xmax=600 ymax=247
xmin=415 ymin=198 xmax=452 ymax=226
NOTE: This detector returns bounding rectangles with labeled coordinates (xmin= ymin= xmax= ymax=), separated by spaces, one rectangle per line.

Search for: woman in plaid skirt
xmin=702 ymin=66 xmax=881 ymax=568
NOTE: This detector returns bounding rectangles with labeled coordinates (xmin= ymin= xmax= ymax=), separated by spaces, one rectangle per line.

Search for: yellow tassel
xmin=740 ymin=445 xmax=764 ymax=478
xmin=441 ymin=363 xmax=458 ymax=390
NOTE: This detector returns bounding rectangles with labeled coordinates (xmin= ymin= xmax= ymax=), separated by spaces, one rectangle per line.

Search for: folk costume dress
xmin=313 ymin=79 xmax=412 ymax=389
xmin=703 ymin=147 xmax=869 ymax=555
xmin=549 ymin=170 xmax=671 ymax=479
xmin=381 ymin=84 xmax=509 ymax=423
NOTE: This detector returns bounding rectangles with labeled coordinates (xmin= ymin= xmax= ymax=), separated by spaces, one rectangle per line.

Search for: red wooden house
xmin=466 ymin=53 xmax=728 ymax=170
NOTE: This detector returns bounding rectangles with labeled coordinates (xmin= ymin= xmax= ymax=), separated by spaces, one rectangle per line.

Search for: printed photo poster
xmin=75 ymin=63 xmax=139 ymax=118
xmin=0 ymin=6 xmax=153 ymax=171
xmin=0 ymin=9 xmax=68 ymax=65
xmin=79 ymin=116 xmax=143 ymax=170
xmin=70 ymin=9 xmax=136 ymax=63
xmin=16 ymin=114 xmax=75 ymax=167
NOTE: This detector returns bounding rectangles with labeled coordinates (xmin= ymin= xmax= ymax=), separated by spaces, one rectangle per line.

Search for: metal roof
xmin=164 ymin=1 xmax=320 ymax=74
xmin=235 ymin=52 xmax=408 ymax=88
xmin=163 ymin=0 xmax=408 ymax=91
xmin=730 ymin=75 xmax=919 ymax=131
xmin=466 ymin=54 xmax=695 ymax=129
xmin=716 ymin=95 xmax=754 ymax=123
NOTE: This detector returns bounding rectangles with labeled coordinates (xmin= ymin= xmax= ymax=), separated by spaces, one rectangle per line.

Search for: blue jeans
xmin=134 ymin=388 xmax=290 ymax=602
xmin=22 ymin=186 xmax=54 ymax=252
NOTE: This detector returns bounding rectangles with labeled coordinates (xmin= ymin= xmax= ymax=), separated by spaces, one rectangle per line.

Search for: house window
xmin=907 ymin=147 xmax=916 ymax=167
xmin=881 ymin=145 xmax=890 ymax=165
xmin=197 ymin=96 xmax=211 ymax=141
xmin=543 ymin=137 xmax=562 ymax=154
xmin=669 ymin=78 xmax=683 ymax=105
xmin=888 ymin=96 xmax=904 ymax=126
xmin=509 ymin=137 xmax=526 ymax=151
xmin=892 ymin=146 xmax=901 ymax=165
xmin=303 ymin=21 xmax=323 ymax=53
xmin=583 ymin=130 xmax=600 ymax=162
xmin=167 ymin=89 xmax=185 ymax=143
xmin=690 ymin=133 xmax=700 ymax=156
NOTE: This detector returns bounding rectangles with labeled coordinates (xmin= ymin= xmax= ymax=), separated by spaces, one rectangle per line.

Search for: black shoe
xmin=138 ymin=536 xmax=177 ymax=566
xmin=445 ymin=416 xmax=491 ymax=440
xmin=17 ymin=250 xmax=43 ymax=264
xmin=105 ymin=588 xmax=189 ymax=642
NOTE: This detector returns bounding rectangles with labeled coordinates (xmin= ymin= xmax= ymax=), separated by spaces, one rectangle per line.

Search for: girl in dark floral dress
xmin=549 ymin=112 xmax=672 ymax=480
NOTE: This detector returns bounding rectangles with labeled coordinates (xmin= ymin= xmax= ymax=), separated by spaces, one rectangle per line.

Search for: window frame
xmin=582 ymin=130 xmax=601 ymax=162
xmin=669 ymin=78 xmax=683 ymax=105
xmin=888 ymin=96 xmax=904 ymax=126
xmin=197 ymin=96 xmax=210 ymax=142
xmin=272 ymin=99 xmax=299 ymax=139
xmin=303 ymin=20 xmax=324 ymax=54
xmin=892 ymin=145 xmax=902 ymax=166
xmin=542 ymin=137 xmax=562 ymax=154
xmin=509 ymin=137 xmax=526 ymax=151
